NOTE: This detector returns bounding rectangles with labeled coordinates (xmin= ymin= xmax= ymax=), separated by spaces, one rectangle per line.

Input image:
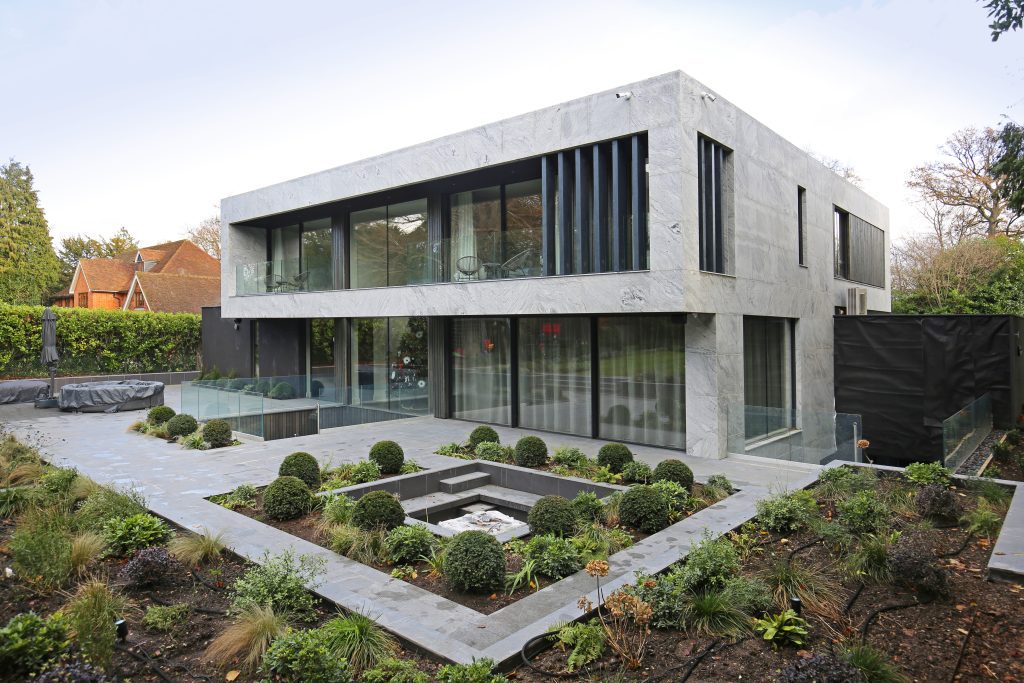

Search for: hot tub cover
xmin=59 ymin=379 xmax=164 ymax=412
xmin=0 ymin=379 xmax=50 ymax=405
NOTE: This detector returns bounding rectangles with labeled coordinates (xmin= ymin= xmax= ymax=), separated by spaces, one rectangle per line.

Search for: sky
xmin=1 ymin=0 xmax=1022 ymax=248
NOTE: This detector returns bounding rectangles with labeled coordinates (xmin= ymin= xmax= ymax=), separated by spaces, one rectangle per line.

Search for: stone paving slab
xmin=0 ymin=385 xmax=825 ymax=666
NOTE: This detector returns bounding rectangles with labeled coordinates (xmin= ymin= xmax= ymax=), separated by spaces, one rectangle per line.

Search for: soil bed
xmin=511 ymin=472 xmax=1023 ymax=682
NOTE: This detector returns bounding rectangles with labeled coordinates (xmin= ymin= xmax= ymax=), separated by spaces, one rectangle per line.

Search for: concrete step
xmin=438 ymin=471 xmax=491 ymax=494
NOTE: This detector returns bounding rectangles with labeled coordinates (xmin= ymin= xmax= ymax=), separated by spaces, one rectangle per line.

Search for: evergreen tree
xmin=0 ymin=160 xmax=61 ymax=304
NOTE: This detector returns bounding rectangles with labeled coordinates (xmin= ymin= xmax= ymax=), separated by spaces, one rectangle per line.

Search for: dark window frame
xmin=698 ymin=135 xmax=732 ymax=274
xmin=797 ymin=186 xmax=807 ymax=267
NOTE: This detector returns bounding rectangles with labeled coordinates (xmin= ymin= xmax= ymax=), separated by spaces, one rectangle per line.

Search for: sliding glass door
xmin=518 ymin=317 xmax=591 ymax=436
xmin=451 ymin=318 xmax=512 ymax=424
xmin=743 ymin=316 xmax=794 ymax=441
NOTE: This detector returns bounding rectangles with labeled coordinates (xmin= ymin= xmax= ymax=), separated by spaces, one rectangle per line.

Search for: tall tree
xmin=994 ymin=121 xmax=1024 ymax=214
xmin=186 ymin=214 xmax=221 ymax=260
xmin=57 ymin=226 xmax=138 ymax=288
xmin=0 ymin=160 xmax=61 ymax=304
xmin=907 ymin=127 xmax=1021 ymax=238
xmin=981 ymin=0 xmax=1024 ymax=40
xmin=805 ymin=150 xmax=862 ymax=186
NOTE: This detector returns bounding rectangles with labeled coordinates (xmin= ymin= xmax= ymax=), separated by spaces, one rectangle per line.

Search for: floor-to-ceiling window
xmin=351 ymin=200 xmax=428 ymax=289
xmin=597 ymin=316 xmax=686 ymax=449
xmin=451 ymin=318 xmax=512 ymax=424
xmin=518 ymin=317 xmax=591 ymax=435
xmin=309 ymin=318 xmax=337 ymax=401
xmin=349 ymin=317 xmax=429 ymax=415
xmin=743 ymin=316 xmax=794 ymax=440
xmin=301 ymin=218 xmax=333 ymax=291
xmin=269 ymin=224 xmax=301 ymax=290
xmin=350 ymin=208 xmax=388 ymax=289
xmin=450 ymin=181 xmax=542 ymax=281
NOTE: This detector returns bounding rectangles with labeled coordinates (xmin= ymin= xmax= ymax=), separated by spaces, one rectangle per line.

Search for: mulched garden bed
xmin=956 ymin=429 xmax=1006 ymax=476
xmin=982 ymin=433 xmax=1024 ymax=482
xmin=512 ymin=471 xmax=1023 ymax=683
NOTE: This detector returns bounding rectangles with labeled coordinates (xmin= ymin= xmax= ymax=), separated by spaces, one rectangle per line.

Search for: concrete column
xmin=685 ymin=312 xmax=743 ymax=459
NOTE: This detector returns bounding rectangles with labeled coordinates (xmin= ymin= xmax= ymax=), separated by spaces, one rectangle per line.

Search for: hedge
xmin=0 ymin=304 xmax=200 ymax=377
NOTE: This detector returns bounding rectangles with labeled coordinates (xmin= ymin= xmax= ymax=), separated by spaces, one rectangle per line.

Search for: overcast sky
xmin=1 ymin=0 xmax=1021 ymax=247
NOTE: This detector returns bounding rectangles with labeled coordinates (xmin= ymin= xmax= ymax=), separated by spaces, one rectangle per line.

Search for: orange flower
xmin=586 ymin=560 xmax=610 ymax=577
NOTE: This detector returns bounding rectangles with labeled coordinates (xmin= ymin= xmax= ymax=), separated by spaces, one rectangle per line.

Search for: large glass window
xmin=310 ymin=318 xmax=337 ymax=401
xmin=301 ymin=218 xmax=333 ymax=291
xmin=451 ymin=318 xmax=512 ymax=424
xmin=349 ymin=317 xmax=429 ymax=415
xmin=743 ymin=316 xmax=794 ymax=440
xmin=388 ymin=200 xmax=429 ymax=286
xmin=269 ymin=224 xmax=301 ymax=290
xmin=597 ymin=316 xmax=685 ymax=448
xmin=450 ymin=181 xmax=542 ymax=281
xmin=518 ymin=317 xmax=591 ymax=435
xmin=351 ymin=207 xmax=388 ymax=289
xmin=698 ymin=135 xmax=731 ymax=274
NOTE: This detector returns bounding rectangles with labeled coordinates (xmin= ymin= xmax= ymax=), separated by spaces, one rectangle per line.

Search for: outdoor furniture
xmin=0 ymin=379 xmax=50 ymax=405
xmin=498 ymin=250 xmax=531 ymax=278
xmin=59 ymin=379 xmax=165 ymax=413
xmin=272 ymin=271 xmax=309 ymax=292
xmin=455 ymin=256 xmax=482 ymax=281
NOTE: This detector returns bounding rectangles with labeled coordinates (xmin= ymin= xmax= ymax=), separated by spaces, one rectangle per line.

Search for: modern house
xmin=218 ymin=71 xmax=890 ymax=460
xmin=57 ymin=239 xmax=221 ymax=314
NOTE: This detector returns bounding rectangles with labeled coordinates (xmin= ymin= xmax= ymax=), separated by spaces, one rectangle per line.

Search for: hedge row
xmin=0 ymin=304 xmax=200 ymax=377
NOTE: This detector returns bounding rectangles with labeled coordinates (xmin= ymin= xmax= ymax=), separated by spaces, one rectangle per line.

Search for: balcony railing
xmin=236 ymin=234 xmax=547 ymax=295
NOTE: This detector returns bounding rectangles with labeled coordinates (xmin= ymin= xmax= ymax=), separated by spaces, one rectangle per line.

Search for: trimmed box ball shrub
xmin=262 ymin=476 xmax=313 ymax=521
xmin=147 ymin=406 xmax=175 ymax=425
xmin=269 ymin=382 xmax=296 ymax=400
xmin=468 ymin=425 xmax=500 ymax=449
xmin=622 ymin=461 xmax=653 ymax=484
xmin=369 ymin=440 xmax=405 ymax=474
xmin=653 ymin=459 xmax=694 ymax=491
xmin=352 ymin=490 xmax=405 ymax=531
xmin=597 ymin=443 xmax=633 ymax=473
xmin=255 ymin=379 xmax=272 ymax=395
xmin=279 ymin=452 xmax=322 ymax=490
xmin=202 ymin=419 xmax=233 ymax=448
xmin=527 ymin=495 xmax=577 ymax=536
xmin=443 ymin=530 xmax=506 ymax=593
xmin=620 ymin=484 xmax=671 ymax=533
xmin=166 ymin=414 xmax=198 ymax=438
xmin=513 ymin=436 xmax=548 ymax=468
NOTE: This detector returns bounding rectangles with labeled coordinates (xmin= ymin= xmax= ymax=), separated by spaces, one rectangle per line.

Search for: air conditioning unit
xmin=846 ymin=287 xmax=868 ymax=315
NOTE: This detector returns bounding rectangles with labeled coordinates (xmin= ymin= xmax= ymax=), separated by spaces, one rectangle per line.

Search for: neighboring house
xmin=59 ymin=239 xmax=220 ymax=314
xmin=219 ymin=71 xmax=890 ymax=460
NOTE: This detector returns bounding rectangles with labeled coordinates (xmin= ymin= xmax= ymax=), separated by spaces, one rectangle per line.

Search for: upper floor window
xmin=450 ymin=180 xmax=542 ymax=281
xmin=797 ymin=186 xmax=807 ymax=266
xmin=698 ymin=135 xmax=733 ymax=274
xmin=133 ymin=290 xmax=145 ymax=308
xmin=267 ymin=219 xmax=333 ymax=292
xmin=351 ymin=200 xmax=428 ymax=289
xmin=833 ymin=207 xmax=884 ymax=287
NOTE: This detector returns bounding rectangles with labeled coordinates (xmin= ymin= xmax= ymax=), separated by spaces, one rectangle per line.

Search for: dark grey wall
xmin=257 ymin=318 xmax=306 ymax=379
xmin=201 ymin=306 xmax=254 ymax=377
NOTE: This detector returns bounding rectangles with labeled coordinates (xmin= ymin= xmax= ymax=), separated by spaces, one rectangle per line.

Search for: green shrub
xmin=619 ymin=484 xmax=670 ymax=533
xmin=64 ymin=579 xmax=127 ymax=670
xmin=596 ymin=443 xmax=633 ymax=473
xmin=262 ymin=476 xmax=314 ymax=521
xmin=571 ymin=491 xmax=604 ymax=522
xmin=361 ymin=657 xmax=430 ymax=683
xmin=622 ymin=461 xmax=653 ymax=484
xmin=755 ymin=491 xmax=816 ymax=533
xmin=384 ymin=525 xmax=437 ymax=565
xmin=527 ymin=495 xmax=577 ymax=536
xmin=146 ymin=405 xmax=175 ymax=425
xmin=706 ymin=474 xmax=734 ymax=492
xmin=352 ymin=491 xmax=405 ymax=531
xmin=75 ymin=486 xmax=147 ymax=531
xmin=0 ymin=304 xmax=199 ymax=377
xmin=963 ymin=501 xmax=1003 ymax=541
xmin=652 ymin=459 xmax=694 ymax=490
xmin=513 ymin=436 xmax=548 ymax=467
xmin=320 ymin=493 xmax=357 ymax=526
xmin=166 ymin=413 xmax=198 ymax=438
xmin=723 ymin=576 xmax=774 ymax=616
xmin=474 ymin=442 xmax=512 ymax=462
xmin=369 ymin=441 xmax=405 ymax=474
xmin=443 ymin=531 xmax=506 ymax=593
xmin=279 ymin=452 xmax=322 ymax=490
xmin=0 ymin=612 xmax=69 ymax=678
xmin=552 ymin=446 xmax=588 ymax=468
xmin=39 ymin=467 xmax=78 ymax=496
xmin=260 ymin=627 xmax=352 ymax=682
xmin=651 ymin=479 xmax=694 ymax=521
xmin=525 ymin=535 xmax=584 ymax=579
xmin=269 ymin=382 xmax=296 ymax=400
xmin=11 ymin=512 xmax=73 ymax=588
xmin=202 ymin=419 xmax=233 ymax=448
xmin=468 ymin=426 xmax=499 ymax=448
xmin=846 ymin=531 xmax=900 ymax=584
xmin=837 ymin=490 xmax=890 ymax=534
xmin=753 ymin=609 xmax=809 ymax=648
xmin=436 ymin=659 xmax=506 ymax=683
xmin=255 ymin=379 xmax=272 ymax=395
xmin=675 ymin=533 xmax=740 ymax=592
xmin=329 ymin=525 xmax=388 ymax=565
xmin=549 ymin=620 xmax=605 ymax=673
xmin=102 ymin=513 xmax=171 ymax=557
xmin=350 ymin=460 xmax=382 ymax=484
xmin=841 ymin=643 xmax=911 ymax=683
xmin=228 ymin=378 xmax=248 ymax=391
xmin=142 ymin=604 xmax=189 ymax=632
xmin=904 ymin=461 xmax=952 ymax=487
xmin=212 ymin=483 xmax=259 ymax=510
xmin=231 ymin=550 xmax=325 ymax=622
xmin=319 ymin=612 xmax=397 ymax=674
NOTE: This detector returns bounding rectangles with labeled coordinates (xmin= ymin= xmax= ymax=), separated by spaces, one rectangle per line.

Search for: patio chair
xmin=456 ymin=255 xmax=482 ymax=281
xmin=498 ymin=250 xmax=531 ymax=278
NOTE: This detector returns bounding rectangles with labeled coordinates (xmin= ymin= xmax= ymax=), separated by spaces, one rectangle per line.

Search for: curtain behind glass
xmin=270 ymin=225 xmax=301 ymax=284
xmin=450 ymin=187 xmax=500 ymax=280
xmin=451 ymin=318 xmax=511 ymax=424
xmin=351 ymin=318 xmax=388 ymax=409
xmin=387 ymin=200 xmax=428 ymax=286
xmin=743 ymin=317 xmax=792 ymax=440
xmin=505 ymin=180 xmax=543 ymax=276
xmin=597 ymin=316 xmax=685 ymax=448
xmin=519 ymin=317 xmax=591 ymax=435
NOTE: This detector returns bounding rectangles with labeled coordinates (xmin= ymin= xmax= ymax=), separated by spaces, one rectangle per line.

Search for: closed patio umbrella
xmin=40 ymin=307 xmax=59 ymax=398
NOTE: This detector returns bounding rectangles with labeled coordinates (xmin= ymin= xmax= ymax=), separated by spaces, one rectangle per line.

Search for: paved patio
xmin=0 ymin=386 xmax=819 ymax=665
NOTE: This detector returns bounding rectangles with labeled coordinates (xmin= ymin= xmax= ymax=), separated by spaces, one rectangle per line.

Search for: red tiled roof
xmin=141 ymin=240 xmax=220 ymax=277
xmin=133 ymin=273 xmax=221 ymax=314
xmin=78 ymin=259 xmax=135 ymax=292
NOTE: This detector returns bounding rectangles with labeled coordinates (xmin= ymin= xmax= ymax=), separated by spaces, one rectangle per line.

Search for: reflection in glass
xmin=598 ymin=316 xmax=685 ymax=448
xmin=388 ymin=200 xmax=429 ymax=286
xmin=743 ymin=317 xmax=793 ymax=440
xmin=351 ymin=207 xmax=388 ymax=289
xmin=449 ymin=180 xmax=542 ymax=281
xmin=301 ymin=218 xmax=333 ymax=291
xmin=518 ymin=317 xmax=591 ymax=435
xmin=451 ymin=318 xmax=511 ymax=424
xmin=349 ymin=317 xmax=429 ymax=416
xmin=310 ymin=318 xmax=337 ymax=401
xmin=269 ymin=225 xmax=301 ymax=290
